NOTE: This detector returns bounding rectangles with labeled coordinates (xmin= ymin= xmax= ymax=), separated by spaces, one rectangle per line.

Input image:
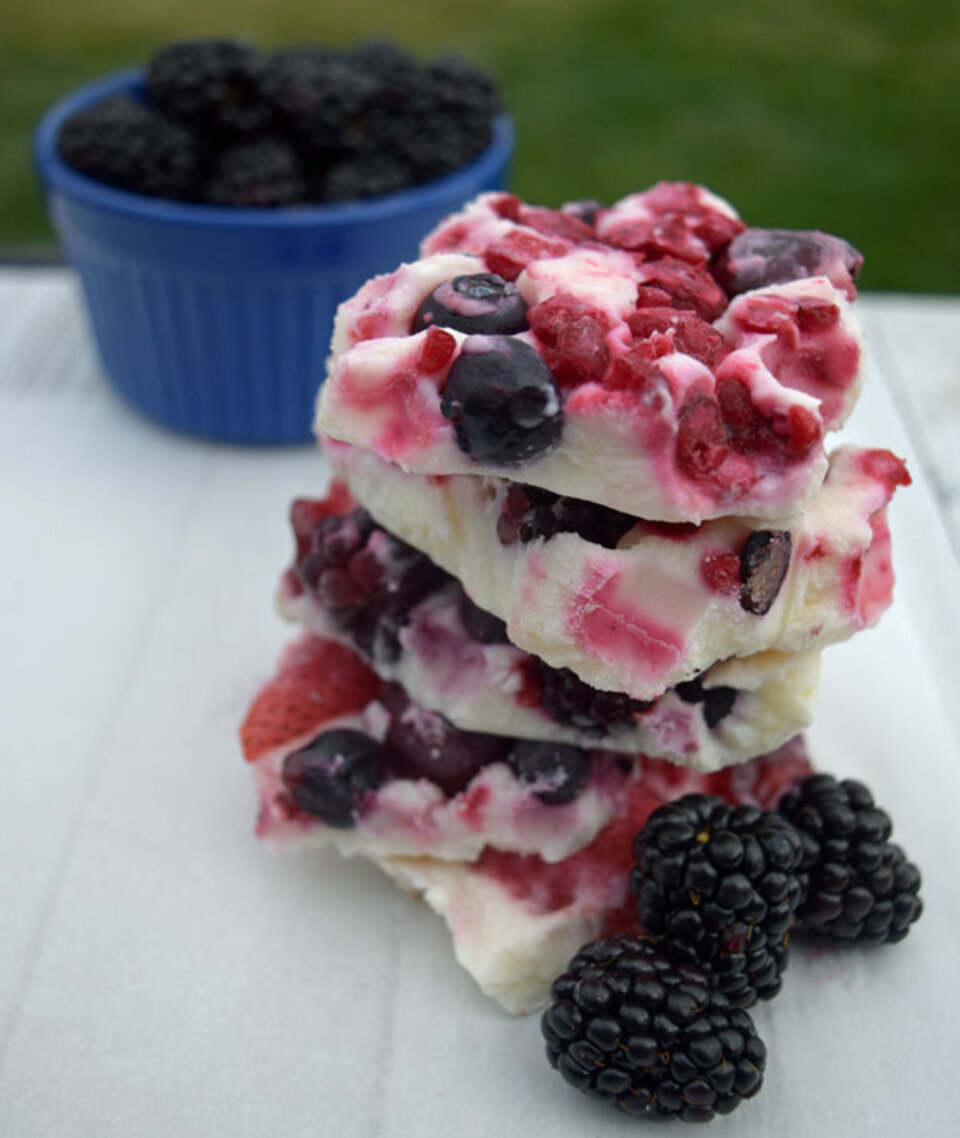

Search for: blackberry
xmin=146 ymin=39 xmax=272 ymax=138
xmin=380 ymin=683 xmax=510 ymax=797
xmin=441 ymin=336 xmax=563 ymax=467
xmin=496 ymin=483 xmax=635 ymax=549
xmin=263 ymin=49 xmax=380 ymax=157
xmin=57 ymin=95 xmax=201 ymax=200
xmin=204 ymin=137 xmax=305 ymax=207
xmin=362 ymin=53 xmax=497 ymax=181
xmin=295 ymin=507 xmax=444 ymax=663
xmin=777 ymin=774 xmax=923 ymax=944
xmin=632 ymin=795 xmax=805 ymax=1008
xmin=323 ymin=154 xmax=412 ymax=202
xmin=507 ymin=740 xmax=591 ymax=805
xmin=412 ymin=274 xmax=529 ymax=337
xmin=542 ymin=935 xmax=766 ymax=1121
xmin=282 ymin=728 xmax=387 ymax=828
xmin=534 ymin=659 xmax=651 ymax=736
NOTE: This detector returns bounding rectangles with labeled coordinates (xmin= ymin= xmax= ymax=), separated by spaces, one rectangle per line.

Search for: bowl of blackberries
xmin=34 ymin=39 xmax=512 ymax=443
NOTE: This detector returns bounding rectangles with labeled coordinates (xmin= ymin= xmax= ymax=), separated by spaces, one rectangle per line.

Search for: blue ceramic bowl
xmin=35 ymin=70 xmax=514 ymax=443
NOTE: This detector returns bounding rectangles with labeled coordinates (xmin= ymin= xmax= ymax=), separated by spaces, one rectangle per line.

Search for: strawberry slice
xmin=240 ymin=635 xmax=380 ymax=763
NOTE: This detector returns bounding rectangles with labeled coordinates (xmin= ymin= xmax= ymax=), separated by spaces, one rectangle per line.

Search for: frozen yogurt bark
xmin=316 ymin=184 xmax=866 ymax=523
xmin=325 ymin=439 xmax=909 ymax=701
xmin=279 ymin=486 xmax=821 ymax=771
xmin=243 ymin=634 xmax=638 ymax=864
xmin=382 ymin=736 xmax=813 ymax=1013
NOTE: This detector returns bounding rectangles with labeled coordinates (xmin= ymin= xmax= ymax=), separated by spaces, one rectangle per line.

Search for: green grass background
xmin=4 ymin=0 xmax=959 ymax=291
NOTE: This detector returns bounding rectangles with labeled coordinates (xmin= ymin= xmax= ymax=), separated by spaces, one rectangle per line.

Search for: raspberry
xmin=675 ymin=396 xmax=729 ymax=481
xmin=778 ymin=775 xmax=923 ymax=944
xmin=485 ymin=231 xmax=568 ymax=283
xmin=146 ymin=39 xmax=271 ymax=137
xmin=637 ymin=257 xmax=728 ymax=320
xmin=529 ymin=295 xmax=612 ymax=386
xmin=632 ymin=795 xmax=805 ymax=1007
xmin=542 ymin=935 xmax=766 ymax=1121
xmin=57 ymin=95 xmax=202 ymax=201
xmin=627 ymin=308 xmax=727 ymax=369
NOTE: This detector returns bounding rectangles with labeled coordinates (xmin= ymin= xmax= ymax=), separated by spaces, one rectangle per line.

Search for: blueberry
xmin=457 ymin=588 xmax=510 ymax=644
xmin=714 ymin=228 xmax=863 ymax=297
xmin=739 ymin=530 xmax=792 ymax=616
xmin=381 ymin=684 xmax=510 ymax=796
xmin=508 ymin=740 xmax=591 ymax=805
xmin=441 ymin=336 xmax=562 ymax=466
xmin=412 ymin=274 xmax=529 ymax=336
xmin=282 ymin=729 xmax=387 ymax=828
xmin=674 ymin=675 xmax=738 ymax=727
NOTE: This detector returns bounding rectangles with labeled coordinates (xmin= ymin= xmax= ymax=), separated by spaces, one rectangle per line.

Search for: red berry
xmin=485 ymin=231 xmax=567 ymax=282
xmin=638 ymin=256 xmax=728 ymax=320
xmin=290 ymin=484 xmax=355 ymax=559
xmin=676 ymin=395 xmax=729 ymax=479
xmin=417 ymin=327 xmax=457 ymax=372
xmin=717 ymin=377 xmax=777 ymax=456
xmin=701 ymin=549 xmax=742 ymax=596
xmin=785 ymin=404 xmax=822 ymax=458
xmin=518 ymin=204 xmax=594 ymax=243
xmin=529 ymin=294 xmax=611 ymax=387
xmin=240 ymin=636 xmax=380 ymax=763
xmin=795 ymin=298 xmax=840 ymax=332
xmin=627 ymin=308 xmax=727 ymax=368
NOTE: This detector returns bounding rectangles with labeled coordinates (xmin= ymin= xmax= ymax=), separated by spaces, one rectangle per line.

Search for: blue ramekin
xmin=34 ymin=70 xmax=514 ymax=443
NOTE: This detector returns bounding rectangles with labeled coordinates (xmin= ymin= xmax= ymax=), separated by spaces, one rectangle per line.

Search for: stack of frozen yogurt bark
xmin=241 ymin=183 xmax=909 ymax=1013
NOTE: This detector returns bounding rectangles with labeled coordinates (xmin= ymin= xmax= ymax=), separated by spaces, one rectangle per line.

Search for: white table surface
xmin=2 ymin=269 xmax=959 ymax=1137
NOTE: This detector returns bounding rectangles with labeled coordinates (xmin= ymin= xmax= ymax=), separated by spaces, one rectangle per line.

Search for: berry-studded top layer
xmin=316 ymin=183 xmax=865 ymax=523
xmin=278 ymin=488 xmax=821 ymax=771
xmin=326 ymin=439 xmax=908 ymax=701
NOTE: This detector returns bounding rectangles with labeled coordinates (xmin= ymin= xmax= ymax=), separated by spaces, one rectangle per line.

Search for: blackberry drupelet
xmin=533 ymin=659 xmax=651 ymax=736
xmin=632 ymin=795 xmax=805 ymax=1008
xmin=777 ymin=774 xmax=923 ymax=943
xmin=295 ymin=507 xmax=445 ymax=663
xmin=542 ymin=935 xmax=766 ymax=1121
xmin=204 ymin=137 xmax=305 ymax=207
xmin=57 ymin=95 xmax=201 ymax=200
xmin=146 ymin=39 xmax=272 ymax=137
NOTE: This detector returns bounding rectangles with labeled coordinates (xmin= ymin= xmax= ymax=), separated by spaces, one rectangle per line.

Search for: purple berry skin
xmin=412 ymin=274 xmax=529 ymax=336
xmin=441 ymin=336 xmax=563 ymax=467
xmin=714 ymin=227 xmax=863 ymax=297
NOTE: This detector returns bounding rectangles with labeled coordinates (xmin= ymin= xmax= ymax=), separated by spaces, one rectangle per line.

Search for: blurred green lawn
xmin=3 ymin=0 xmax=959 ymax=291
